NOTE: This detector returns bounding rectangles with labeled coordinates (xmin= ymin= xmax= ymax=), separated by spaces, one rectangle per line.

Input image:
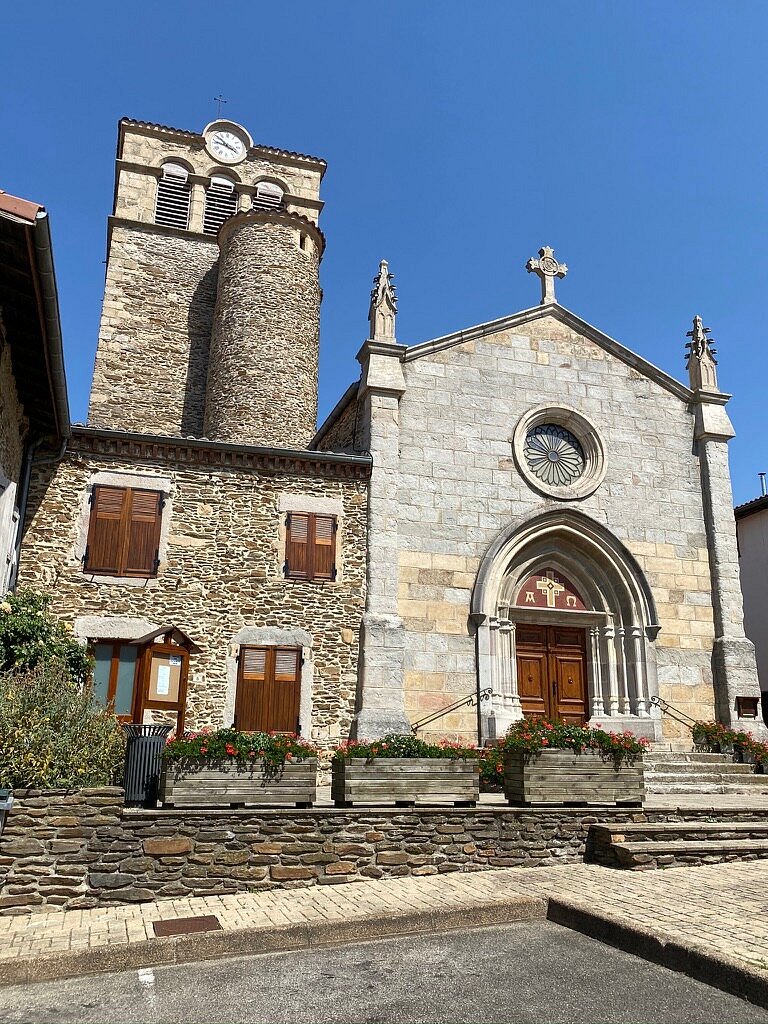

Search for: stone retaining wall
xmin=3 ymin=789 xmax=768 ymax=915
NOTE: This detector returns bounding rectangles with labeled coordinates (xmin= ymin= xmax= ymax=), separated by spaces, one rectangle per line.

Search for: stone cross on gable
xmin=526 ymin=246 xmax=567 ymax=305
xmin=685 ymin=315 xmax=719 ymax=392
xmin=536 ymin=570 xmax=565 ymax=608
xmin=369 ymin=259 xmax=398 ymax=341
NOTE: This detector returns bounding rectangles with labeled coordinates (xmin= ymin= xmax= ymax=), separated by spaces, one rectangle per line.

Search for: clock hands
xmin=214 ymin=134 xmax=237 ymax=154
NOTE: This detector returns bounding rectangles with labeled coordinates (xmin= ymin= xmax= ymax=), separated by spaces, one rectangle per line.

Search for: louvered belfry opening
xmin=234 ymin=646 xmax=302 ymax=732
xmin=203 ymin=175 xmax=238 ymax=235
xmin=252 ymin=181 xmax=284 ymax=211
xmin=154 ymin=162 xmax=191 ymax=229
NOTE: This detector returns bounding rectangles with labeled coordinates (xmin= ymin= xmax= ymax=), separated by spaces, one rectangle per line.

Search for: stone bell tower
xmin=88 ymin=117 xmax=326 ymax=445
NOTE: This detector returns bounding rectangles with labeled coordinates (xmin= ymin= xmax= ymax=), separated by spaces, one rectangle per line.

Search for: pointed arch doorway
xmin=471 ymin=510 xmax=664 ymax=743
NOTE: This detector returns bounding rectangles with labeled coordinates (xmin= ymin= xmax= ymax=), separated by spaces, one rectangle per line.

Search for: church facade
xmin=15 ymin=116 xmax=765 ymax=750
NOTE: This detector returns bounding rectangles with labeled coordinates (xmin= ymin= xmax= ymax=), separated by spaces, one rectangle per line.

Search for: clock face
xmin=208 ymin=130 xmax=245 ymax=163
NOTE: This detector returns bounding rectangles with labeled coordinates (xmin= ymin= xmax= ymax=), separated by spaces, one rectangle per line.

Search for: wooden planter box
xmin=332 ymin=757 xmax=479 ymax=807
xmin=504 ymin=749 xmax=644 ymax=807
xmin=160 ymin=758 xmax=317 ymax=808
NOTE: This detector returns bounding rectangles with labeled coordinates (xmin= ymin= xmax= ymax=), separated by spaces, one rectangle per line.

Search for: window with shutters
xmin=235 ymin=646 xmax=302 ymax=733
xmin=84 ymin=485 xmax=164 ymax=578
xmin=284 ymin=512 xmax=337 ymax=581
xmin=154 ymin=162 xmax=191 ymax=230
xmin=203 ymin=174 xmax=238 ymax=235
xmin=252 ymin=181 xmax=284 ymax=211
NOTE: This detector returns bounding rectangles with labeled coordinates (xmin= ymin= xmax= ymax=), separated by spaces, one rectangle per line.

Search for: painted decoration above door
xmin=514 ymin=568 xmax=586 ymax=611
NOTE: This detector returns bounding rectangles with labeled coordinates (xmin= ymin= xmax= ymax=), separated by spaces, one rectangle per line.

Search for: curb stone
xmin=546 ymin=898 xmax=768 ymax=1011
xmin=0 ymin=895 xmax=546 ymax=988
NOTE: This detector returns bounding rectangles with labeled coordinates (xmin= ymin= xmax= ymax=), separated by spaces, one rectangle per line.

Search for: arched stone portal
xmin=471 ymin=510 xmax=663 ymax=742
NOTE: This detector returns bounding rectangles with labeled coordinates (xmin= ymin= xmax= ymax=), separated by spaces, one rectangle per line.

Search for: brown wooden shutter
xmin=235 ymin=646 xmax=300 ymax=733
xmin=85 ymin=486 xmax=127 ymax=574
xmin=285 ymin=512 xmax=310 ymax=579
xmin=312 ymin=515 xmax=337 ymax=581
xmin=123 ymin=489 xmax=163 ymax=577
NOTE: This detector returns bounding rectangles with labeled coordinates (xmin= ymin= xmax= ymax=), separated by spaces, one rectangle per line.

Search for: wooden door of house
xmin=234 ymin=646 xmax=302 ymax=733
xmin=515 ymin=625 xmax=588 ymax=725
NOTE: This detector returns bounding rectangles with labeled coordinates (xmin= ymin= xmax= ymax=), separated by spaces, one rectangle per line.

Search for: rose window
xmin=523 ymin=424 xmax=585 ymax=487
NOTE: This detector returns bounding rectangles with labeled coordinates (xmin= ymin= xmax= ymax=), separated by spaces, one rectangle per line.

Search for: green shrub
xmin=332 ymin=733 xmax=478 ymax=762
xmin=0 ymin=590 xmax=91 ymax=684
xmin=497 ymin=718 xmax=648 ymax=765
xmin=0 ymin=661 xmax=125 ymax=789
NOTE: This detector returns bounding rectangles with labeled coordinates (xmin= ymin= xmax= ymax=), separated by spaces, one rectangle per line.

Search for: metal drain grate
xmin=152 ymin=915 xmax=222 ymax=937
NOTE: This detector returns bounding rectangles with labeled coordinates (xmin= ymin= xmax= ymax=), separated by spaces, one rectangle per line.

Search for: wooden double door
xmin=516 ymin=624 xmax=588 ymax=725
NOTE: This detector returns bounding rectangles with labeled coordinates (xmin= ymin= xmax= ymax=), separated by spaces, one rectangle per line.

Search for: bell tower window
xmin=154 ymin=162 xmax=191 ymax=230
xmin=252 ymin=181 xmax=284 ymax=211
xmin=203 ymin=175 xmax=238 ymax=235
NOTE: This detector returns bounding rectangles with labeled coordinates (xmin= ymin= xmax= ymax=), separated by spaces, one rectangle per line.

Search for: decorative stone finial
xmin=369 ymin=260 xmax=397 ymax=341
xmin=686 ymin=315 xmax=719 ymax=391
xmin=526 ymin=246 xmax=567 ymax=305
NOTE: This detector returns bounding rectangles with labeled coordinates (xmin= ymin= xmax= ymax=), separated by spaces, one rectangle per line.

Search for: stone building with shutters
xmin=12 ymin=115 xmax=765 ymax=750
xmin=16 ymin=117 xmax=371 ymax=749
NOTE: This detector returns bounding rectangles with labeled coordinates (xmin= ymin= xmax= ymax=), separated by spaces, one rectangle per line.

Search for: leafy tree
xmin=0 ymin=590 xmax=91 ymax=684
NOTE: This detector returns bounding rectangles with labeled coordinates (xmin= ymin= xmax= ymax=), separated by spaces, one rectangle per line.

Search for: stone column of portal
xmin=687 ymin=316 xmax=767 ymax=736
xmin=352 ymin=340 xmax=412 ymax=739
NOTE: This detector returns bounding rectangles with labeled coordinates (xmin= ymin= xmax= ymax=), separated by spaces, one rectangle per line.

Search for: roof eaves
xmin=119 ymin=118 xmax=327 ymax=171
xmin=735 ymin=494 xmax=768 ymax=519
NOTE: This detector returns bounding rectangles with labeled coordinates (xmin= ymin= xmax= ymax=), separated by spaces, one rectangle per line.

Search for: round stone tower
xmin=204 ymin=209 xmax=324 ymax=448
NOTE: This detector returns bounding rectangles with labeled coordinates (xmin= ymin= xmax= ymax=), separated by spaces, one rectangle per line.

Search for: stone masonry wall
xmin=395 ymin=315 xmax=717 ymax=741
xmin=205 ymin=213 xmax=321 ymax=448
xmin=314 ymin=389 xmax=363 ymax=455
xmin=3 ymin=788 xmax=768 ymax=914
xmin=18 ymin=438 xmax=367 ymax=751
xmin=88 ymin=225 xmax=218 ymax=437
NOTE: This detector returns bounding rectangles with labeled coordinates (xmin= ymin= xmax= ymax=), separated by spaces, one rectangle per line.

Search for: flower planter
xmin=504 ymin=748 xmax=644 ymax=807
xmin=160 ymin=758 xmax=317 ymax=808
xmin=332 ymin=757 xmax=479 ymax=807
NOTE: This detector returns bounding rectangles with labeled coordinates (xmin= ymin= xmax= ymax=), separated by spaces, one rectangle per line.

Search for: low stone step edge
xmin=546 ymin=897 xmax=768 ymax=1011
xmin=0 ymin=893 xmax=546 ymax=989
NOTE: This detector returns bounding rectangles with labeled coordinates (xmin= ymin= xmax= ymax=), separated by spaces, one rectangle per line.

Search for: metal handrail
xmin=411 ymin=687 xmax=493 ymax=734
xmin=649 ymin=694 xmax=698 ymax=732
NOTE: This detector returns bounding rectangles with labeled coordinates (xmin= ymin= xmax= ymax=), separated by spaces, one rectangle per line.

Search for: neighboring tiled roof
xmin=735 ymin=494 xmax=768 ymax=519
xmin=0 ymin=190 xmax=44 ymax=223
xmin=119 ymin=118 xmax=327 ymax=167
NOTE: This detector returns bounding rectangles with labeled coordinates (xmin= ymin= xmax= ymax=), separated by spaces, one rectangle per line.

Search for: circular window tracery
xmin=524 ymin=424 xmax=585 ymax=487
xmin=512 ymin=405 xmax=606 ymax=501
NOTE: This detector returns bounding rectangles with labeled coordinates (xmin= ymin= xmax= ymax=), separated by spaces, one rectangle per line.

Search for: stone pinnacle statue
xmin=368 ymin=259 xmax=397 ymax=341
xmin=686 ymin=315 xmax=719 ymax=392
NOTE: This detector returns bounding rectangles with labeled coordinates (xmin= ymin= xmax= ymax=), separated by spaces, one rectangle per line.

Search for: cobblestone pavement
xmin=1 ymin=860 xmax=767 ymax=978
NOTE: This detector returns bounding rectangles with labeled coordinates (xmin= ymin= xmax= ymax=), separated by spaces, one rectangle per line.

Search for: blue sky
xmin=2 ymin=1 xmax=767 ymax=504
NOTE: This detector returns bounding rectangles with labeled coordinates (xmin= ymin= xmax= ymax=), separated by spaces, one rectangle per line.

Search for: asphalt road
xmin=1 ymin=922 xmax=766 ymax=1024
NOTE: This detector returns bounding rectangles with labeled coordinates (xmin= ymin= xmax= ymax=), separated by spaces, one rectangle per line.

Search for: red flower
xmin=225 ymin=743 xmax=236 ymax=755
xmin=200 ymin=746 xmax=208 ymax=754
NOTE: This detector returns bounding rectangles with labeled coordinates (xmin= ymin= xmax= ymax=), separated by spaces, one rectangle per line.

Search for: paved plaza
xmin=1 ymin=858 xmax=767 ymax=1000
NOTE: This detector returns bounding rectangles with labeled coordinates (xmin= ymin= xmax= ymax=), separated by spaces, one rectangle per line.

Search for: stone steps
xmin=642 ymin=750 xmax=768 ymax=795
xmin=590 ymin=821 xmax=768 ymax=870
